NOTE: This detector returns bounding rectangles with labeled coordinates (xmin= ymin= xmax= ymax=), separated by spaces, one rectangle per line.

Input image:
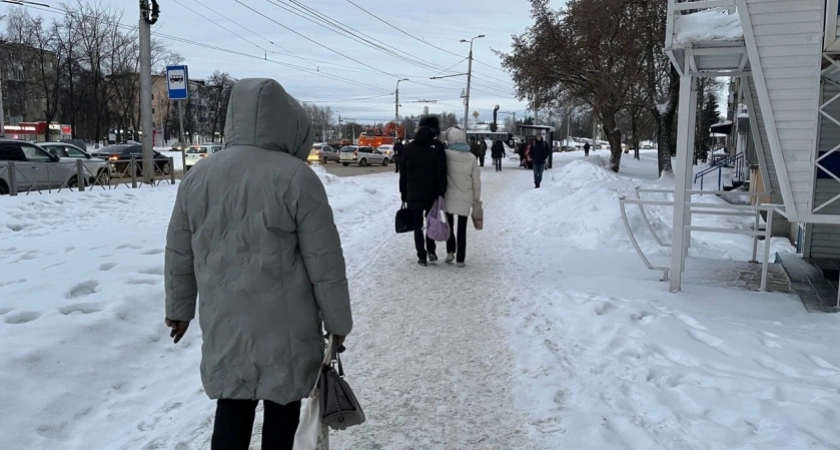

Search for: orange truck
xmin=357 ymin=122 xmax=405 ymax=148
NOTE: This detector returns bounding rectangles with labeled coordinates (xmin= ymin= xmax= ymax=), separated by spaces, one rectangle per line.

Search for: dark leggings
xmin=446 ymin=213 xmax=468 ymax=263
xmin=211 ymin=399 xmax=301 ymax=450
xmin=411 ymin=209 xmax=437 ymax=261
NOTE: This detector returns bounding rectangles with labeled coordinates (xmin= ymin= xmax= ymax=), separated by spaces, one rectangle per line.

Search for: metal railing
xmin=694 ymin=152 xmax=745 ymax=191
xmin=619 ymin=187 xmax=779 ymax=291
xmin=0 ymin=156 xmax=176 ymax=196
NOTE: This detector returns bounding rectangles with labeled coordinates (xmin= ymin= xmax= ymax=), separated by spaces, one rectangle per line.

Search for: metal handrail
xmin=619 ymin=195 xmax=779 ymax=291
xmin=694 ymin=152 xmax=746 ymax=191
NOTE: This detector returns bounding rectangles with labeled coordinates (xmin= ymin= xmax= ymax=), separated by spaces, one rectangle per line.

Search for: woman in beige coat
xmin=441 ymin=127 xmax=482 ymax=267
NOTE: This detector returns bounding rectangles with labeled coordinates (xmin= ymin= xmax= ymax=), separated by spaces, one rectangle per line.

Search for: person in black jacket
xmin=491 ymin=139 xmax=505 ymax=172
xmin=530 ymin=134 xmax=550 ymax=188
xmin=393 ymin=140 xmax=404 ymax=173
xmin=399 ymin=116 xmax=447 ymax=266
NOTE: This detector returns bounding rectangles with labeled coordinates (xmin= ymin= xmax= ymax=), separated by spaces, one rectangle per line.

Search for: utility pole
xmin=0 ymin=79 xmax=5 ymax=138
xmin=395 ymin=78 xmax=408 ymax=123
xmin=429 ymin=35 xmax=484 ymax=131
xmin=139 ymin=0 xmax=159 ymax=184
xmin=462 ymin=35 xmax=484 ymax=130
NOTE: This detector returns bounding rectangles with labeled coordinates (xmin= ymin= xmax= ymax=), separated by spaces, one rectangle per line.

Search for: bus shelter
xmin=517 ymin=124 xmax=556 ymax=169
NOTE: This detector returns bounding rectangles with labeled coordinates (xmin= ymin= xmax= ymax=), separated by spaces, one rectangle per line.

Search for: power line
xmin=263 ymin=0 xmax=513 ymax=92
xmin=345 ymin=0 xmax=514 ymax=82
xmin=7 ymin=1 xmax=401 ymax=95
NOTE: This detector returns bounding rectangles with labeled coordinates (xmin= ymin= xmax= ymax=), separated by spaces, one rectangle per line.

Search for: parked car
xmin=170 ymin=142 xmax=187 ymax=152
xmin=0 ymin=139 xmax=82 ymax=194
xmin=307 ymin=144 xmax=340 ymax=164
xmin=185 ymin=144 xmax=224 ymax=171
xmin=339 ymin=145 xmax=389 ymax=167
xmin=40 ymin=142 xmax=111 ymax=185
xmin=90 ymin=144 xmax=171 ymax=177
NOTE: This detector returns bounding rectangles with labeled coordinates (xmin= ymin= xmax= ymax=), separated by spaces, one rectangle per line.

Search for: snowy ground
xmin=1 ymin=150 xmax=839 ymax=449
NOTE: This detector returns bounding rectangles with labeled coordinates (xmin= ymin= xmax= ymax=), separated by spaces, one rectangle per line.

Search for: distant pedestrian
xmin=469 ymin=136 xmax=481 ymax=161
xmin=491 ymin=139 xmax=505 ymax=172
xmin=164 ymin=78 xmax=352 ymax=450
xmin=400 ymin=115 xmax=448 ymax=266
xmin=478 ymin=138 xmax=488 ymax=167
xmin=517 ymin=142 xmax=526 ymax=168
xmin=583 ymin=141 xmax=591 ymax=157
xmin=530 ymin=134 xmax=550 ymax=188
xmin=441 ymin=127 xmax=481 ymax=267
xmin=393 ymin=139 xmax=404 ymax=173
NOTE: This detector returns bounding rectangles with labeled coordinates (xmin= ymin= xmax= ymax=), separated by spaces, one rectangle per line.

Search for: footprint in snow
xmin=630 ymin=311 xmax=656 ymax=324
xmin=0 ymin=307 xmax=13 ymax=315
xmin=66 ymin=280 xmax=100 ymax=299
xmin=4 ymin=310 xmax=41 ymax=324
xmin=140 ymin=248 xmax=165 ymax=256
xmin=0 ymin=278 xmax=26 ymax=287
xmin=116 ymin=244 xmax=142 ymax=250
xmin=99 ymin=263 xmax=117 ymax=271
xmin=58 ymin=303 xmax=104 ymax=316
xmin=594 ymin=302 xmax=615 ymax=316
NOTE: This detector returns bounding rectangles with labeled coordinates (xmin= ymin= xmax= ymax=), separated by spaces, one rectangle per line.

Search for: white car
xmin=185 ymin=144 xmax=224 ymax=171
xmin=377 ymin=144 xmax=395 ymax=158
xmin=0 ymin=139 xmax=81 ymax=194
xmin=39 ymin=142 xmax=111 ymax=185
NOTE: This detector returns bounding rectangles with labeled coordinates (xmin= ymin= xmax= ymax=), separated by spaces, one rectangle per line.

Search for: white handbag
xmin=293 ymin=338 xmax=333 ymax=450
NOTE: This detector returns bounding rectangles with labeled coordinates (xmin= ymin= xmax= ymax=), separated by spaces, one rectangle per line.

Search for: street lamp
xmin=395 ymin=78 xmax=408 ymax=123
xmin=428 ymin=35 xmax=485 ymax=130
xmin=459 ymin=35 xmax=484 ymax=130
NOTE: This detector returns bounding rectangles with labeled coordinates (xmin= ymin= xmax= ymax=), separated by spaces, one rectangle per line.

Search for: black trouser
xmin=411 ymin=209 xmax=437 ymax=261
xmin=394 ymin=160 xmax=400 ymax=173
xmin=479 ymin=156 xmax=485 ymax=167
xmin=211 ymin=399 xmax=301 ymax=450
xmin=445 ymin=213 xmax=468 ymax=263
xmin=494 ymin=157 xmax=502 ymax=171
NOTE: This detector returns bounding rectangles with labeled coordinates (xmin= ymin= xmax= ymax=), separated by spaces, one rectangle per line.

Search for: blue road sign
xmin=166 ymin=65 xmax=189 ymax=100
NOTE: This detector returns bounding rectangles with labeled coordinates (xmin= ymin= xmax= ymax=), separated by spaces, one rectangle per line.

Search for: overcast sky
xmin=3 ymin=0 xmax=548 ymax=125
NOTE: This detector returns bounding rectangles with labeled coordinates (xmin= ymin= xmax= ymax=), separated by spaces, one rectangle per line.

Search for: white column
xmin=683 ymin=81 xmax=699 ymax=265
xmin=670 ymin=66 xmax=695 ymax=292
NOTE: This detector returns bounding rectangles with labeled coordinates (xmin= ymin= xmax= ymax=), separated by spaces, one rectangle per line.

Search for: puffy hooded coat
xmin=441 ymin=127 xmax=482 ymax=217
xmin=164 ymin=78 xmax=352 ymax=406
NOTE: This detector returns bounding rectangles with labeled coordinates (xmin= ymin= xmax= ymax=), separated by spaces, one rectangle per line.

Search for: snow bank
xmin=506 ymin=154 xmax=839 ymax=449
xmin=674 ymin=9 xmax=743 ymax=45
xmin=0 ymin=168 xmax=399 ymax=449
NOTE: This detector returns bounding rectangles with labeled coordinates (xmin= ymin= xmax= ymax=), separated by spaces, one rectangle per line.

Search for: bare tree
xmin=500 ymin=0 xmax=648 ymax=172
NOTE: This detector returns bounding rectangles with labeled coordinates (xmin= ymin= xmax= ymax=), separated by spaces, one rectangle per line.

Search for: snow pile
xmin=674 ymin=9 xmax=743 ymax=45
xmin=505 ymin=153 xmax=839 ymax=449
xmin=0 ymin=169 xmax=399 ymax=449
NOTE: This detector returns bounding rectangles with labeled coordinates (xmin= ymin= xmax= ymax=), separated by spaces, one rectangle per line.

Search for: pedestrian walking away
xmin=399 ymin=115 xmax=448 ymax=266
xmin=164 ymin=78 xmax=353 ymax=450
xmin=584 ymin=141 xmax=590 ymax=157
xmin=491 ymin=139 xmax=505 ymax=172
xmin=530 ymin=134 xmax=550 ymax=188
xmin=478 ymin=138 xmax=488 ymax=167
xmin=441 ymin=127 xmax=482 ymax=267
xmin=393 ymin=139 xmax=404 ymax=173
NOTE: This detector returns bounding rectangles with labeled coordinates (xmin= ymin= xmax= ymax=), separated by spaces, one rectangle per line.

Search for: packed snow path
xmin=323 ymin=162 xmax=536 ymax=450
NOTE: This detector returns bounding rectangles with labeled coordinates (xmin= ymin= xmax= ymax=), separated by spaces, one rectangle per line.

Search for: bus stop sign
xmin=166 ymin=65 xmax=189 ymax=100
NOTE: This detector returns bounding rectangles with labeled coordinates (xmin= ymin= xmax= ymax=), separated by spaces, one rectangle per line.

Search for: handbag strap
xmin=308 ymin=334 xmax=334 ymax=397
